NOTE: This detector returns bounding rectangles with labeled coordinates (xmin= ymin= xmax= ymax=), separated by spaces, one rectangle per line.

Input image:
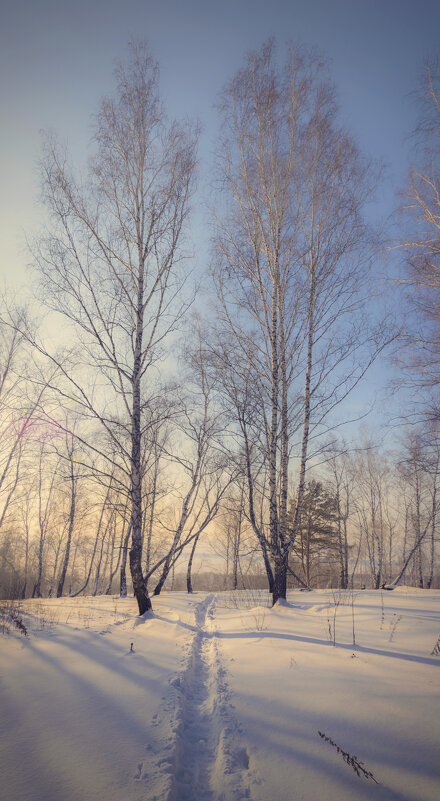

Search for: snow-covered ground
xmin=0 ymin=588 xmax=439 ymax=801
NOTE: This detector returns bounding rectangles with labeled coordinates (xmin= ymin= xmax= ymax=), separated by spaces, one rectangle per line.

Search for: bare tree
xmin=327 ymin=445 xmax=354 ymax=588
xmin=351 ymin=441 xmax=392 ymax=589
xmin=0 ymin=304 xmax=40 ymax=531
xmin=216 ymin=480 xmax=255 ymax=591
xmin=25 ymin=43 xmax=198 ymax=614
xmin=69 ymin=469 xmax=117 ymax=597
xmin=398 ymin=57 xmax=440 ymax=404
xmin=393 ymin=426 xmax=439 ymax=587
xmin=0 ymin=301 xmax=60 ymax=597
xmin=32 ymin=444 xmax=59 ymax=597
xmin=55 ymin=432 xmax=81 ymax=597
xmin=150 ymin=330 xmax=231 ymax=595
xmin=212 ymin=40 xmax=387 ymax=604
xmin=425 ymin=426 xmax=440 ymax=588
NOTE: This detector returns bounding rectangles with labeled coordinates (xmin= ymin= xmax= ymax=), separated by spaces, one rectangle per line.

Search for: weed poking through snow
xmin=0 ymin=603 xmax=28 ymax=637
xmin=430 ymin=634 xmax=440 ymax=655
xmin=318 ymin=731 xmax=379 ymax=783
xmin=251 ymin=610 xmax=267 ymax=632
xmin=224 ymin=589 xmax=271 ymax=610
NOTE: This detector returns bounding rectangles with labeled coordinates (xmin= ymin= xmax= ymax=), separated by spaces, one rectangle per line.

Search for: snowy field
xmin=0 ymin=588 xmax=439 ymax=801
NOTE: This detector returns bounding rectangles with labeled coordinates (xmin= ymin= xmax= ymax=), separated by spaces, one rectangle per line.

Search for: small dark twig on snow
xmin=318 ymin=731 xmax=379 ymax=784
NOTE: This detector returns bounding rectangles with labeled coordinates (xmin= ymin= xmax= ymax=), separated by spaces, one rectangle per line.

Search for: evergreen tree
xmin=291 ymin=480 xmax=339 ymax=587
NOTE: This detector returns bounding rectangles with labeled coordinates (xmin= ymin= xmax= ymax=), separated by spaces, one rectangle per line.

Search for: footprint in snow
xmin=134 ymin=761 xmax=143 ymax=780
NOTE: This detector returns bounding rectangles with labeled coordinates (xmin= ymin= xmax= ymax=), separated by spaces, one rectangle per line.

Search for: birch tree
xmin=27 ymin=43 xmax=198 ymax=614
xmin=328 ymin=446 xmax=354 ymax=589
xmin=55 ymin=433 xmax=81 ymax=597
xmin=352 ymin=443 xmax=390 ymax=589
xmin=213 ymin=40 xmax=386 ymax=604
xmin=0 ymin=305 xmax=40 ymax=531
xmin=399 ymin=58 xmax=440 ymax=402
xmin=32 ymin=444 xmax=59 ymax=597
xmin=393 ymin=426 xmax=440 ymax=587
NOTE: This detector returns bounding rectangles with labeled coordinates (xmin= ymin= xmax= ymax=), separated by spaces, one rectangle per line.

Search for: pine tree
xmin=291 ymin=480 xmax=339 ymax=587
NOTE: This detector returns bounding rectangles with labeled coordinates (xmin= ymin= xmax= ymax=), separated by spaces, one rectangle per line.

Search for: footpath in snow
xmin=167 ymin=593 xmax=251 ymax=801
xmin=0 ymin=588 xmax=439 ymax=801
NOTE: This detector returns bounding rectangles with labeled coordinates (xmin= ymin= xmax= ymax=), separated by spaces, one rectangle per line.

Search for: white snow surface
xmin=0 ymin=588 xmax=439 ymax=801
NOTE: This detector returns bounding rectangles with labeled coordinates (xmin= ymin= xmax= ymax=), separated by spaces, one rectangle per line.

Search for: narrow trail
xmin=168 ymin=594 xmax=251 ymax=801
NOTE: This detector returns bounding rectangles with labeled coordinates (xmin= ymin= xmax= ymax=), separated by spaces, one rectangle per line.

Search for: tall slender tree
xmin=399 ymin=57 xmax=440 ymax=404
xmin=213 ymin=40 xmax=386 ymax=604
xmin=27 ymin=43 xmax=198 ymax=614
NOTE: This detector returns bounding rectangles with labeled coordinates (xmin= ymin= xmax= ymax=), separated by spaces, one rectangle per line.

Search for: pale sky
xmin=1 ymin=0 xmax=439 ymax=431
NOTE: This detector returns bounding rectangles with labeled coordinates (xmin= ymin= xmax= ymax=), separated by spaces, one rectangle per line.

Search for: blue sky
xmin=1 ymin=0 xmax=439 ymax=278
xmin=1 ymin=0 xmax=439 ymax=436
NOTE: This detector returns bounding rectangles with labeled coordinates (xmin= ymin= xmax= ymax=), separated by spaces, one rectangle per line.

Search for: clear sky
xmin=1 ymin=0 xmax=439 ymax=431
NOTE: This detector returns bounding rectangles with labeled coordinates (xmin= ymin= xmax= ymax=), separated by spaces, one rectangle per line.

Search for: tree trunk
xmin=242 ymin=420 xmax=274 ymax=592
xmin=92 ymin=526 xmax=107 ymax=596
xmin=130 ymin=275 xmax=152 ymax=616
xmin=232 ymin=532 xmax=239 ymax=591
xmin=21 ymin=513 xmax=30 ymax=599
xmin=48 ymin=535 xmax=63 ymax=597
xmin=129 ymin=538 xmax=151 ymax=613
xmin=391 ymin=524 xmax=430 ymax=586
xmin=34 ymin=454 xmax=57 ymax=598
xmin=129 ymin=449 xmax=151 ymax=613
xmin=57 ymin=457 xmax=76 ymax=598
xmin=269 ymin=285 xmax=279 ymax=562
xmin=305 ymin=521 xmax=311 ymax=586
xmin=232 ymin=487 xmax=244 ymax=590
xmin=417 ymin=543 xmax=424 ymax=588
xmin=119 ymin=520 xmax=132 ymax=598
xmin=153 ymin=560 xmax=169 ymax=596
xmin=286 ymin=266 xmax=315 ymax=563
xmin=272 ymin=553 xmax=288 ymax=605
xmin=33 ymin=529 xmax=45 ymax=598
xmin=186 ymin=533 xmax=200 ymax=593
xmin=104 ymin=517 xmax=124 ymax=595
xmin=262 ymin=541 xmax=274 ymax=593
xmin=145 ymin=454 xmax=159 ymax=577
xmin=427 ymin=479 xmax=436 ymax=588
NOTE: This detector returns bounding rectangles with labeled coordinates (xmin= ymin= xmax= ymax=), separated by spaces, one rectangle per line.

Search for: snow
xmin=0 ymin=588 xmax=439 ymax=801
